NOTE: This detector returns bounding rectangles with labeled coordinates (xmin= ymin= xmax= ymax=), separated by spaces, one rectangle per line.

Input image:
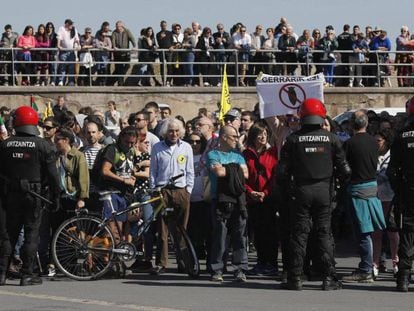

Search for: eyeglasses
xmin=257 ymin=28 xmax=262 ymax=30
xmin=314 ymin=32 xmax=320 ymax=35
xmin=240 ymin=30 xmax=246 ymax=33
xmin=135 ymin=118 xmax=145 ymax=122
xmin=218 ymin=28 xmax=224 ymax=30
xmin=86 ymin=31 xmax=91 ymax=33
xmin=43 ymin=126 xmax=55 ymax=131
xmin=190 ymin=140 xmax=201 ymax=145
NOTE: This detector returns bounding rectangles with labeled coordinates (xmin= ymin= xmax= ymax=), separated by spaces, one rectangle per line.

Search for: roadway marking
xmin=0 ymin=289 xmax=186 ymax=311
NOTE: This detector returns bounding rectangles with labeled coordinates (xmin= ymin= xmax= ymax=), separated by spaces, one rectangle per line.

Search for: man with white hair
xmin=150 ymin=118 xmax=194 ymax=275
xmin=396 ymin=25 xmax=412 ymax=87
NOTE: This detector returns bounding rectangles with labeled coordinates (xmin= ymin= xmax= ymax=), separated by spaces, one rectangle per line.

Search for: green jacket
xmin=111 ymin=28 xmax=136 ymax=49
xmin=59 ymin=147 xmax=89 ymax=200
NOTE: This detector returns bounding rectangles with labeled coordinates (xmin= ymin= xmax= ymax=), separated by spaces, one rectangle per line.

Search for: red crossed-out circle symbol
xmin=278 ymin=83 xmax=306 ymax=109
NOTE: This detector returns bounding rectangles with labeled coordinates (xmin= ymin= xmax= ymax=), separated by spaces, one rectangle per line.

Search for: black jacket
xmin=217 ymin=163 xmax=247 ymax=209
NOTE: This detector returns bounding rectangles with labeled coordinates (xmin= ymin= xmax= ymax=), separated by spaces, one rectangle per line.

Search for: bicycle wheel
xmin=177 ymin=225 xmax=200 ymax=278
xmin=52 ymin=216 xmax=115 ymax=281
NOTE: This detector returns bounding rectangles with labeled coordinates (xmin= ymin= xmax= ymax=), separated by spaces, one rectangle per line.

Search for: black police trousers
xmin=0 ymin=199 xmax=8 ymax=274
xmin=398 ymin=184 xmax=414 ymax=273
xmin=0 ymin=189 xmax=42 ymax=277
xmin=287 ymin=180 xmax=336 ymax=279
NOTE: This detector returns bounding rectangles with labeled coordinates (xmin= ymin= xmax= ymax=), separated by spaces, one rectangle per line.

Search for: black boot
xmin=281 ymin=276 xmax=302 ymax=290
xmin=322 ymin=275 xmax=342 ymax=291
xmin=20 ymin=275 xmax=43 ymax=286
xmin=0 ymin=272 xmax=6 ymax=285
xmin=396 ymin=270 xmax=410 ymax=292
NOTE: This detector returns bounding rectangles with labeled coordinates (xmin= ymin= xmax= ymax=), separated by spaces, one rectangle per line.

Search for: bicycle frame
xmin=97 ymin=190 xmax=167 ymax=256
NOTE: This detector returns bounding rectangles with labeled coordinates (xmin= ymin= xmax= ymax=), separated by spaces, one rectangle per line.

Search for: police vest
xmin=0 ymin=136 xmax=51 ymax=183
xmin=396 ymin=124 xmax=414 ymax=180
xmin=288 ymin=129 xmax=336 ymax=182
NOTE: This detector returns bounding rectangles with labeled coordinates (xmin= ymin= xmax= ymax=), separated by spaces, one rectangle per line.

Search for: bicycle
xmin=51 ymin=174 xmax=199 ymax=281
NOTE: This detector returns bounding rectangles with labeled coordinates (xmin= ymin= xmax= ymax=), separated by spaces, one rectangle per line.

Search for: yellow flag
xmin=219 ymin=64 xmax=231 ymax=125
xmin=43 ymin=102 xmax=54 ymax=121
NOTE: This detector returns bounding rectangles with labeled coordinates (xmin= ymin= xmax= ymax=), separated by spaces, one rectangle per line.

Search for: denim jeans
xmin=58 ymin=51 xmax=75 ymax=84
xmin=131 ymin=193 xmax=153 ymax=261
xmin=358 ymin=232 xmax=373 ymax=273
xmin=323 ymin=59 xmax=335 ymax=84
xmin=182 ymin=52 xmax=194 ymax=85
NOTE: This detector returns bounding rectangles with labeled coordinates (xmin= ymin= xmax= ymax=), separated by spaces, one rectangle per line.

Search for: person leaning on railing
xmin=0 ymin=24 xmax=18 ymax=86
xmin=111 ymin=21 xmax=136 ymax=86
xmin=94 ymin=31 xmax=112 ymax=86
xmin=16 ymin=25 xmax=36 ymax=86
xmin=34 ymin=24 xmax=50 ymax=86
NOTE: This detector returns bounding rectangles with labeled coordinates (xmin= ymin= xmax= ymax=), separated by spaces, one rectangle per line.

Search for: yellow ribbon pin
xmin=177 ymin=155 xmax=186 ymax=164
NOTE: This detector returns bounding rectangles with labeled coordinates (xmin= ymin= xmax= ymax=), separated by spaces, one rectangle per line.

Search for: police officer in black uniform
xmin=387 ymin=97 xmax=414 ymax=292
xmin=277 ymin=98 xmax=351 ymax=290
xmin=0 ymin=106 xmax=60 ymax=286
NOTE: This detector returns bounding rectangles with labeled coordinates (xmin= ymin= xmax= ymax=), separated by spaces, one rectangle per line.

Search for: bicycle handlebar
xmin=149 ymin=173 xmax=185 ymax=195
xmin=169 ymin=173 xmax=184 ymax=183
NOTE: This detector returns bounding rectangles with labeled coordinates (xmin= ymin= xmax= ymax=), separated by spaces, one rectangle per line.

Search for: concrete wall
xmin=0 ymin=87 xmax=413 ymax=120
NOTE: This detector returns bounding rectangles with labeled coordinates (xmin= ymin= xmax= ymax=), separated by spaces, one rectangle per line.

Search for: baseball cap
xmin=224 ymin=109 xmax=241 ymax=119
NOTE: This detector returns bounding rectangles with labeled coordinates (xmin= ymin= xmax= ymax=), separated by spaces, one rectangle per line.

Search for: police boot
xmin=0 ymin=272 xmax=6 ymax=286
xmin=396 ymin=270 xmax=410 ymax=292
xmin=281 ymin=276 xmax=302 ymax=290
xmin=20 ymin=275 xmax=43 ymax=286
xmin=322 ymin=275 xmax=342 ymax=291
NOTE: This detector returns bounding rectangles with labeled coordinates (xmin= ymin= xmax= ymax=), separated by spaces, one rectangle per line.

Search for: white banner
xmin=256 ymin=73 xmax=324 ymax=118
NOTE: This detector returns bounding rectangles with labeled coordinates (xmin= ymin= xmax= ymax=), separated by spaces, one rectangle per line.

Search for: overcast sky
xmin=1 ymin=0 xmax=411 ymax=44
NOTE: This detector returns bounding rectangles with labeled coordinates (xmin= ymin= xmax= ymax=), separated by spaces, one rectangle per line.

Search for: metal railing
xmin=0 ymin=47 xmax=412 ymax=87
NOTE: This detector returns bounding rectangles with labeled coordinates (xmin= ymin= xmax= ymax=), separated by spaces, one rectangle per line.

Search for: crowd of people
xmin=1 ymin=17 xmax=414 ymax=87
xmin=0 ymin=95 xmax=413 ymax=292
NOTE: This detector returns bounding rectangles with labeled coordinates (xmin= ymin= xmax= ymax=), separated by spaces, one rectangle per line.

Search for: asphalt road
xmin=0 ymin=240 xmax=413 ymax=311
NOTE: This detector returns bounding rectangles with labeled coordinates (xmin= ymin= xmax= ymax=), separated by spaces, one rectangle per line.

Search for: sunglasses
xmin=43 ymin=125 xmax=55 ymax=131
xmin=135 ymin=118 xmax=146 ymax=122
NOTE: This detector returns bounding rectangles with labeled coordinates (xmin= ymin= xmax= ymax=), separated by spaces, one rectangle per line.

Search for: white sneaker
xmin=41 ymin=81 xmax=45 ymax=86
xmin=348 ymin=82 xmax=353 ymax=87
xmin=203 ymin=82 xmax=210 ymax=87
xmin=50 ymin=81 xmax=55 ymax=86
xmin=392 ymin=263 xmax=398 ymax=276
xmin=47 ymin=264 xmax=56 ymax=277
xmin=58 ymin=81 xmax=63 ymax=86
xmin=372 ymin=265 xmax=379 ymax=278
xmin=3 ymin=82 xmax=8 ymax=86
